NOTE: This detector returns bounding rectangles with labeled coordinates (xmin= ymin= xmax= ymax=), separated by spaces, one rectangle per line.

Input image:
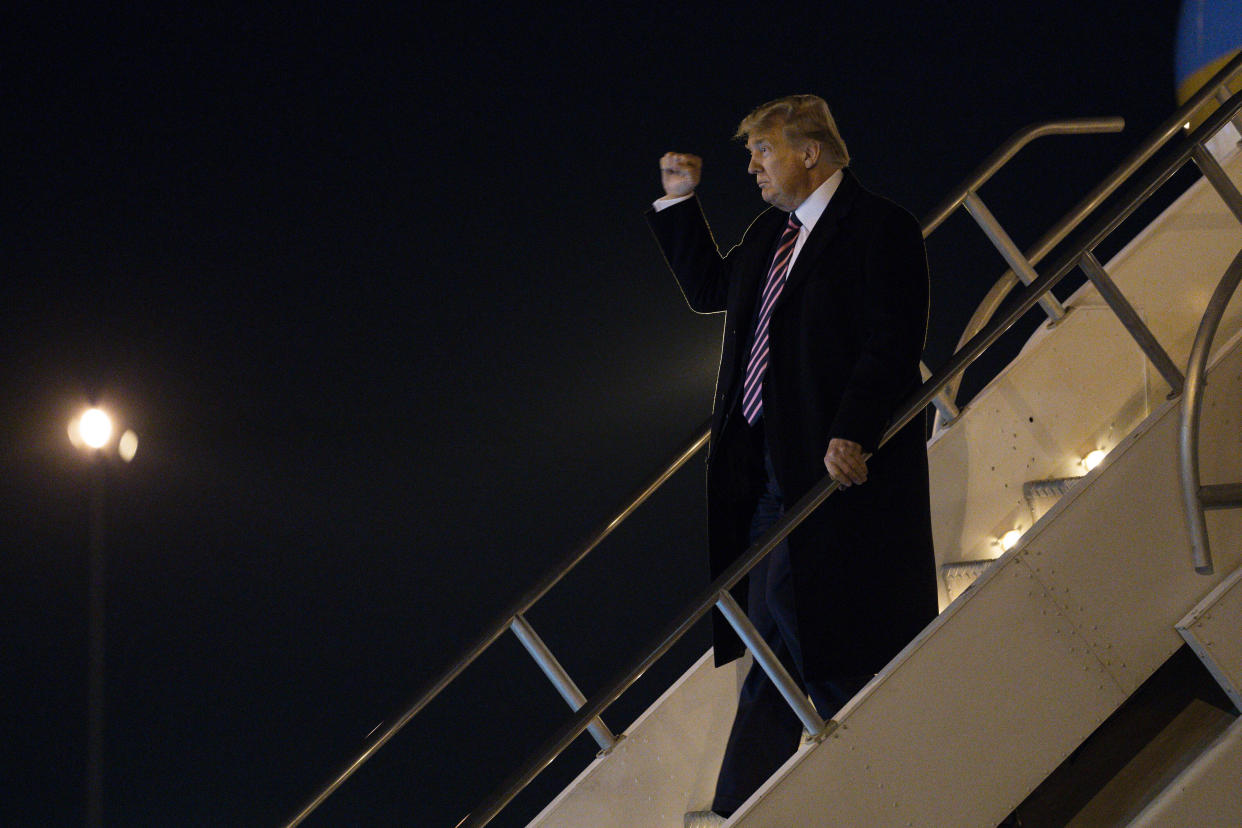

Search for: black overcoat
xmin=647 ymin=170 xmax=938 ymax=681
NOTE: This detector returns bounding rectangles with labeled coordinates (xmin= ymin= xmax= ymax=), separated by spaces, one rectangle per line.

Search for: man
xmin=646 ymin=95 xmax=938 ymax=821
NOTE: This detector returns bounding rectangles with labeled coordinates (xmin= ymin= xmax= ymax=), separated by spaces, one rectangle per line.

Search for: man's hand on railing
xmin=824 ymin=437 xmax=867 ymax=487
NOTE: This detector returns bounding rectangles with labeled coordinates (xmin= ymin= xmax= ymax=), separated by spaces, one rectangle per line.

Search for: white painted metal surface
xmin=728 ymin=333 xmax=1242 ymax=828
xmin=527 ymin=650 xmax=747 ymax=827
xmin=1128 ymin=716 xmax=1242 ymax=828
xmin=1178 ymin=564 xmax=1242 ymax=711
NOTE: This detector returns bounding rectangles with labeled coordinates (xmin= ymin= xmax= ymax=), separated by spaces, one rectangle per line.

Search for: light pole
xmin=69 ymin=407 xmax=137 ymax=828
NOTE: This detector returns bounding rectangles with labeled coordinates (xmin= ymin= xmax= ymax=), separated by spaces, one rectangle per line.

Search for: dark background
xmin=4 ymin=2 xmax=1186 ymax=825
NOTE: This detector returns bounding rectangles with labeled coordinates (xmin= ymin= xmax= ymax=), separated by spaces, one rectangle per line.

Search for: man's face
xmin=746 ymin=126 xmax=814 ymax=212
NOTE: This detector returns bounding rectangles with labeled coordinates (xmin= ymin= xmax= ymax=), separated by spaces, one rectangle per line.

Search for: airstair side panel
xmin=727 ymin=334 xmax=1242 ymax=827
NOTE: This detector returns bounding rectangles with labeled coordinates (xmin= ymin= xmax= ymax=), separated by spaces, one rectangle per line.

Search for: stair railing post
xmin=920 ymin=360 xmax=961 ymax=425
xmin=1077 ymin=251 xmax=1185 ymax=395
xmin=1214 ymin=84 xmax=1242 ymax=139
xmin=1191 ymin=143 xmax=1242 ymax=224
xmin=1179 ymin=249 xmax=1242 ymax=575
xmin=1200 ymin=483 xmax=1242 ymax=509
xmin=714 ymin=591 xmax=829 ymax=739
xmin=963 ymin=190 xmax=1067 ymax=323
xmin=509 ymin=614 xmax=617 ymax=751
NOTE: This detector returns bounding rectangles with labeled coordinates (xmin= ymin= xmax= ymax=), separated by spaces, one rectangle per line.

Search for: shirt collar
xmin=792 ymin=168 xmax=844 ymax=233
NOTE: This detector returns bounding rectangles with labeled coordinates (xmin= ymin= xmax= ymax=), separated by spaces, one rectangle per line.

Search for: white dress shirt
xmin=652 ymin=168 xmax=844 ymax=273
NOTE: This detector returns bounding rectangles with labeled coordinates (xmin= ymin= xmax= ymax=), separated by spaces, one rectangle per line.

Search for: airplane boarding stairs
xmin=526 ymin=131 xmax=1242 ymax=825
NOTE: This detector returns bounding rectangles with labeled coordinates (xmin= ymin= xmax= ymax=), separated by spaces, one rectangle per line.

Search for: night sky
xmin=5 ymin=2 xmax=1184 ymax=826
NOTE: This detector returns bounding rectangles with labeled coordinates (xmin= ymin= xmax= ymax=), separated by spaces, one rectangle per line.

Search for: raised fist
xmin=659 ymin=152 xmax=702 ymax=198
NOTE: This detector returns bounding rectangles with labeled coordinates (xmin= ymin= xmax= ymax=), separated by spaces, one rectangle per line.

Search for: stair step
xmin=1024 ymin=476 xmax=1083 ymax=523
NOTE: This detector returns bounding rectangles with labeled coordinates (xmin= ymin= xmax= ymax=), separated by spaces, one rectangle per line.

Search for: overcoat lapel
xmin=731 ymin=207 xmax=786 ymax=360
xmin=719 ymin=208 xmax=784 ymax=419
xmin=778 ymin=169 xmax=861 ymax=303
xmin=739 ymin=207 xmax=785 ymax=313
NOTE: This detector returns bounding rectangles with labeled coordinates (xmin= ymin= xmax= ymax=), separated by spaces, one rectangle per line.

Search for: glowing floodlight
xmin=118 ymin=430 xmax=139 ymax=462
xmin=1082 ymin=449 xmax=1107 ymax=472
xmin=999 ymin=528 xmax=1023 ymax=551
xmin=78 ymin=409 xmax=113 ymax=449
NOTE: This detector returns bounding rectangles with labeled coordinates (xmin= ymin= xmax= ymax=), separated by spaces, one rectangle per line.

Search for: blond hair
xmin=735 ymin=94 xmax=850 ymax=167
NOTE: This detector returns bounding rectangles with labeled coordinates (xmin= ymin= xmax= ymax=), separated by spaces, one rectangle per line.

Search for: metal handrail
xmin=1179 ymin=249 xmax=1242 ymax=575
xmin=457 ymin=77 xmax=1242 ymax=828
xmin=287 ymin=56 xmax=1242 ymax=827
xmin=932 ymin=50 xmax=1242 ymax=431
xmin=921 ymin=118 xmax=1125 ymax=234
xmin=918 ymin=117 xmax=1125 ymax=420
xmin=283 ymin=422 xmax=708 ymax=826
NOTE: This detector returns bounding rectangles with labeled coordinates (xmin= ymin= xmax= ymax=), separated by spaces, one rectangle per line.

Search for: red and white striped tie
xmin=741 ymin=212 xmax=802 ymax=424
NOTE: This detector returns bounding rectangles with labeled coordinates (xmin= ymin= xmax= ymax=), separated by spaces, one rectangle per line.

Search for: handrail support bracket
xmin=1078 ymin=251 xmax=1185 ymax=394
xmin=714 ymin=591 xmax=826 ymax=738
xmin=963 ymin=191 xmax=1068 ymax=324
xmin=510 ymin=614 xmax=618 ymax=751
xmin=1191 ymin=142 xmax=1242 ymax=225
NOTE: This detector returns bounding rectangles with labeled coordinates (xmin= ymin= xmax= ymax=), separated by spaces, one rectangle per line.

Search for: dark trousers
xmin=712 ymin=442 xmax=870 ymax=815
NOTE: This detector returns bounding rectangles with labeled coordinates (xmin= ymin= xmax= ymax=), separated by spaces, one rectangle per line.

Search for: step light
xmin=1082 ymin=448 xmax=1108 ymax=471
